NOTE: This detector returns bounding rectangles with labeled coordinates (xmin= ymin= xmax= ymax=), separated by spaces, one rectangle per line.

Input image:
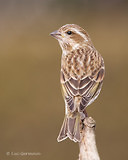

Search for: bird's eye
xmin=66 ymin=31 xmax=72 ymax=35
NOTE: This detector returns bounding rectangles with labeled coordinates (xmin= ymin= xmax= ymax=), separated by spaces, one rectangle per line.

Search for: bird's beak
xmin=50 ymin=30 xmax=61 ymax=40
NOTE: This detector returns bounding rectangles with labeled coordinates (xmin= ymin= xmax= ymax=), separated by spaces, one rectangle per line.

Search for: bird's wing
xmin=61 ymin=50 xmax=105 ymax=113
xmin=79 ymin=67 xmax=104 ymax=112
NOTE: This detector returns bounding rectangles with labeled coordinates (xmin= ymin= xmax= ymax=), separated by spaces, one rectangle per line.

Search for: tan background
xmin=0 ymin=0 xmax=128 ymax=159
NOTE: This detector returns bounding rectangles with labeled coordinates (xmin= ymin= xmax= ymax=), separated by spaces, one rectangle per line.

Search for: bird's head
xmin=50 ymin=24 xmax=92 ymax=52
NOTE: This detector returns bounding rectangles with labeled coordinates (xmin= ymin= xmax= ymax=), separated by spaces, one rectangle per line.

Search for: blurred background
xmin=0 ymin=0 xmax=128 ymax=160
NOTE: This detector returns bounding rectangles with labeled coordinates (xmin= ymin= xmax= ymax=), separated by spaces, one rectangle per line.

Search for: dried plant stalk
xmin=79 ymin=117 xmax=100 ymax=160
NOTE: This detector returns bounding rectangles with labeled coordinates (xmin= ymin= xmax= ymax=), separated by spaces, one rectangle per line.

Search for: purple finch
xmin=50 ymin=24 xmax=105 ymax=142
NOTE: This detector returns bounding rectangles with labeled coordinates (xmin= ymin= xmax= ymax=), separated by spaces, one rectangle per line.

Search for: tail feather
xmin=57 ymin=117 xmax=68 ymax=142
xmin=73 ymin=116 xmax=80 ymax=142
xmin=57 ymin=115 xmax=81 ymax=142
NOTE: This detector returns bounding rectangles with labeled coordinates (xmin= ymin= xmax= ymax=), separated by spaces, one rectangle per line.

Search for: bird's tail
xmin=57 ymin=115 xmax=81 ymax=142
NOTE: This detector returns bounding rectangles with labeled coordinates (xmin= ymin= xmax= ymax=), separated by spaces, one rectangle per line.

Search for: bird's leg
xmin=84 ymin=109 xmax=88 ymax=117
xmin=80 ymin=109 xmax=88 ymax=130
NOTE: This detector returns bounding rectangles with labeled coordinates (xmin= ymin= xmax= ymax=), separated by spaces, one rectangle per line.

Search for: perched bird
xmin=50 ymin=24 xmax=105 ymax=143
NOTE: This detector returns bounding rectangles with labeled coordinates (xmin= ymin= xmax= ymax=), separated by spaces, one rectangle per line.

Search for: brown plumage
xmin=50 ymin=24 xmax=105 ymax=142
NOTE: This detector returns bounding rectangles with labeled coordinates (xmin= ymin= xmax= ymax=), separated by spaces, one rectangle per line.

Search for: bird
xmin=50 ymin=24 xmax=105 ymax=143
